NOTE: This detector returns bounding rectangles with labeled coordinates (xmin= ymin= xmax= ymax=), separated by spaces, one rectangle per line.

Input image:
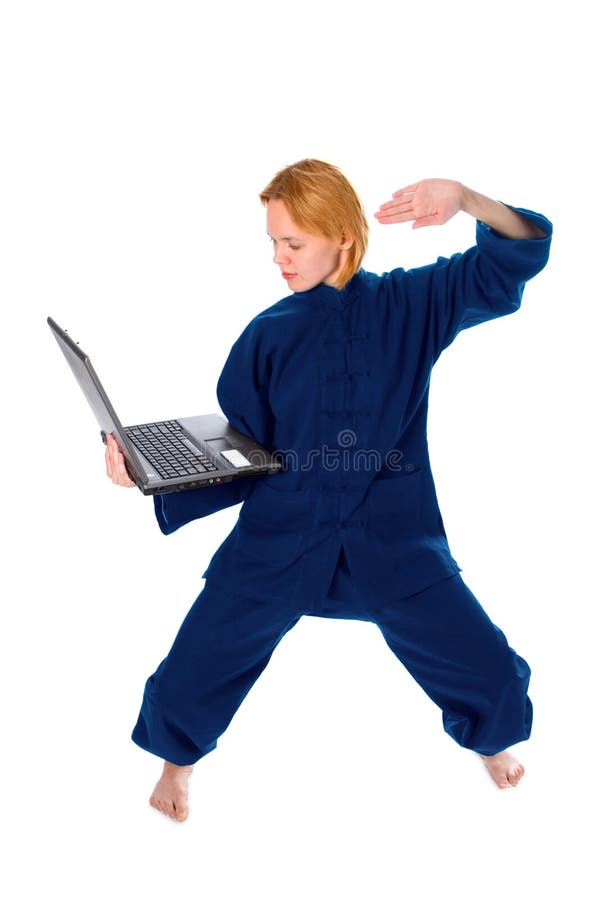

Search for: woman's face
xmin=266 ymin=199 xmax=350 ymax=292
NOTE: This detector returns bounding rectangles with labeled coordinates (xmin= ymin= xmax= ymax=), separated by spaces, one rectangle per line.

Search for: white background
xmin=2 ymin=1 xmax=598 ymax=897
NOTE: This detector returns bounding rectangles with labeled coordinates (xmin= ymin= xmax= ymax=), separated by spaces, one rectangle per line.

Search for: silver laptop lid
xmin=47 ymin=316 xmax=147 ymax=482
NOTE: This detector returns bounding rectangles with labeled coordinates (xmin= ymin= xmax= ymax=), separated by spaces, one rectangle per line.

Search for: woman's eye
xmin=268 ymin=238 xmax=301 ymax=251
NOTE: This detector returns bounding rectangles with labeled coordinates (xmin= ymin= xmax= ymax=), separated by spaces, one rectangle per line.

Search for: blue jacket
xmin=153 ymin=208 xmax=552 ymax=605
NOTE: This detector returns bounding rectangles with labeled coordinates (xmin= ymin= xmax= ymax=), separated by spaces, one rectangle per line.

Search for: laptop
xmin=48 ymin=317 xmax=282 ymax=496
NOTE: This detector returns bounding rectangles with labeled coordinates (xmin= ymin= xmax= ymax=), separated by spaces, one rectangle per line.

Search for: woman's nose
xmin=273 ymin=244 xmax=289 ymax=265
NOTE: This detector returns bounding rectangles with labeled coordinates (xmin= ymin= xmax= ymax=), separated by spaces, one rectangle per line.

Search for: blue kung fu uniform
xmin=132 ymin=207 xmax=552 ymax=765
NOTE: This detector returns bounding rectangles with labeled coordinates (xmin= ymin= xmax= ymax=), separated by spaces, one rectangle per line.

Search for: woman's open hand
xmin=105 ymin=432 xmax=136 ymax=488
xmin=375 ymin=178 xmax=464 ymax=229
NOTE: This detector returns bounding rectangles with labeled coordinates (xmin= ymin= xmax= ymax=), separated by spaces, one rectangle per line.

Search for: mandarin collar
xmin=292 ymin=269 xmax=366 ymax=310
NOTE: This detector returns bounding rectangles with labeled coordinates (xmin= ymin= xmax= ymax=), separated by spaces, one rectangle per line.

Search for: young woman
xmin=106 ymin=160 xmax=551 ymax=821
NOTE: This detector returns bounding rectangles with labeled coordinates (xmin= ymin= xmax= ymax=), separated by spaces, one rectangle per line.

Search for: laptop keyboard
xmin=125 ymin=420 xmax=219 ymax=480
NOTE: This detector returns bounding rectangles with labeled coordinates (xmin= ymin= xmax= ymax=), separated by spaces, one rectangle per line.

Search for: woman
xmin=106 ymin=160 xmax=551 ymax=821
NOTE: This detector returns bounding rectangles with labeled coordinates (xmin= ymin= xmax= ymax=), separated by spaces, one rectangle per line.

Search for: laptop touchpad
xmin=204 ymin=436 xmax=252 ymax=468
xmin=205 ymin=437 xmax=233 ymax=451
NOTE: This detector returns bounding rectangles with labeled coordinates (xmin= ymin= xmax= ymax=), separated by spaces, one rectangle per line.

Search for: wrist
xmin=460 ymin=184 xmax=488 ymax=220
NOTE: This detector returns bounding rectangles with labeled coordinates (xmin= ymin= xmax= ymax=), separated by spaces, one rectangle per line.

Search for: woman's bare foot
xmin=479 ymin=750 xmax=525 ymax=789
xmin=149 ymin=761 xmax=194 ymax=821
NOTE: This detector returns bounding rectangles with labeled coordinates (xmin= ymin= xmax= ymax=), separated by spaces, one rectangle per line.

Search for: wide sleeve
xmin=152 ymin=318 xmax=274 ymax=536
xmin=152 ymin=478 xmax=256 ymax=535
xmin=396 ymin=205 xmax=553 ymax=361
xmin=216 ymin=318 xmax=275 ymax=450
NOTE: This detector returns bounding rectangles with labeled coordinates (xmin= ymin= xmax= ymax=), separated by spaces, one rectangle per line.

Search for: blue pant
xmin=131 ymin=546 xmax=532 ymax=764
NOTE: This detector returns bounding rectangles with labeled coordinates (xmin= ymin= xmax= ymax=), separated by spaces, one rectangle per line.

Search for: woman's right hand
xmin=105 ymin=433 xmax=136 ymax=488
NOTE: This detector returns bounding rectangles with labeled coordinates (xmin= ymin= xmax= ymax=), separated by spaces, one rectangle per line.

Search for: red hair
xmin=260 ymin=159 xmax=369 ymax=290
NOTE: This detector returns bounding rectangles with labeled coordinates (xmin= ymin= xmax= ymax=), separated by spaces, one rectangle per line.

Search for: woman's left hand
xmin=375 ymin=178 xmax=464 ymax=229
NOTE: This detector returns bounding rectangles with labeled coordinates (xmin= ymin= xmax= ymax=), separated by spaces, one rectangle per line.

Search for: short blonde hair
xmin=260 ymin=159 xmax=369 ymax=290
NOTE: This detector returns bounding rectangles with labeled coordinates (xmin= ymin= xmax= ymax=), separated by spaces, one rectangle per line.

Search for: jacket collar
xmin=292 ymin=269 xmax=366 ymax=310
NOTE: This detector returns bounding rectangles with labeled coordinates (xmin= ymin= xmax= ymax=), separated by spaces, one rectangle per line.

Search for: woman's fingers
xmin=374 ymin=202 xmax=416 ymax=225
xmin=375 ymin=212 xmax=415 ymax=225
xmin=392 ymin=183 xmax=418 ymax=198
xmin=378 ymin=194 xmax=414 ymax=211
xmin=375 ymin=184 xmax=420 ymax=225
xmin=105 ymin=433 xmax=136 ymax=487
xmin=376 ymin=179 xmax=463 ymax=228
